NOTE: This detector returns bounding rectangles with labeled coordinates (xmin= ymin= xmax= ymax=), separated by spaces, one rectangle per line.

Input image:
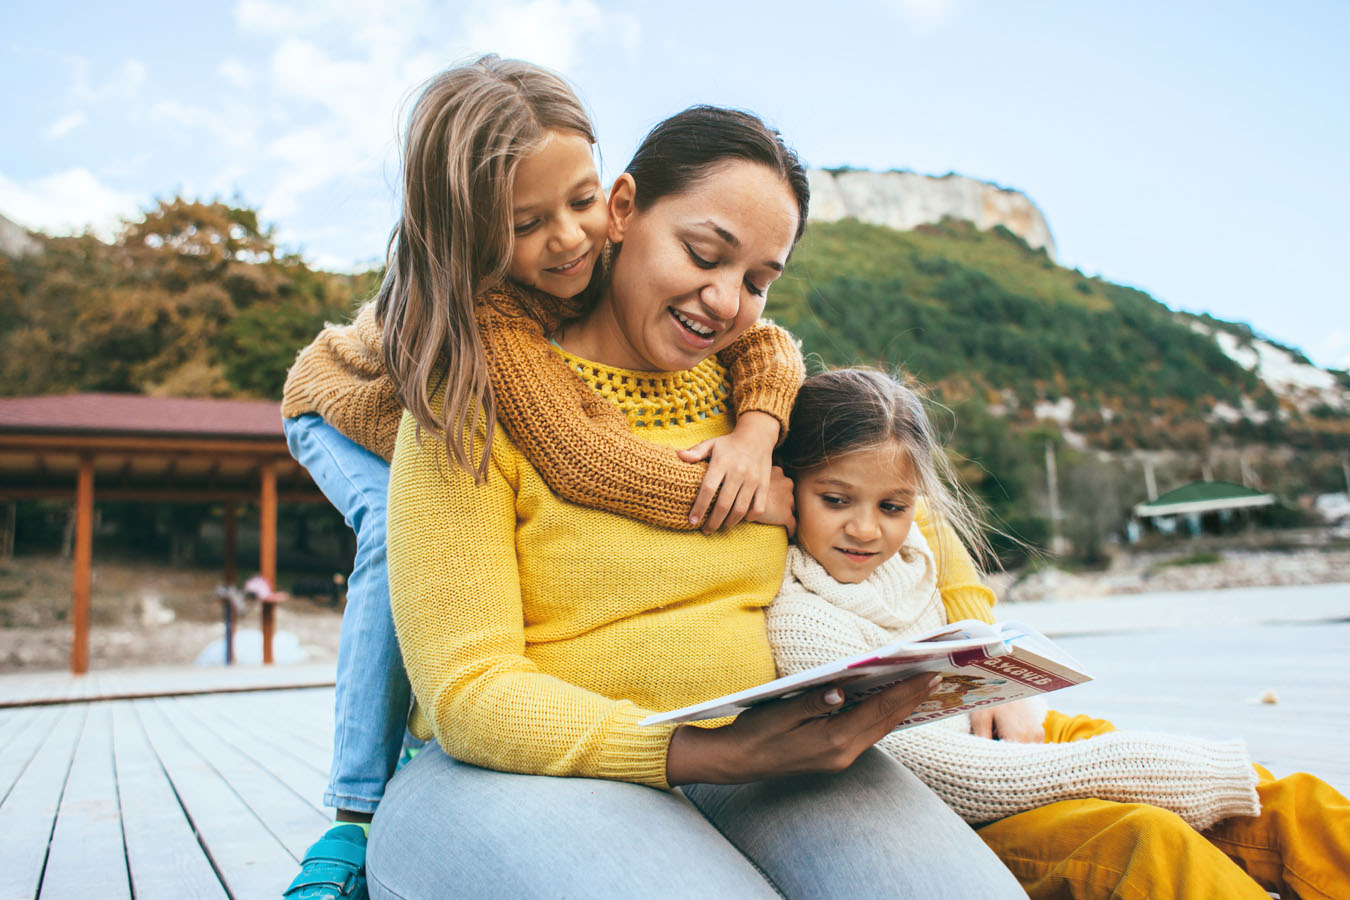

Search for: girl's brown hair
xmin=778 ymin=368 xmax=996 ymax=570
xmin=375 ymin=55 xmax=595 ymax=481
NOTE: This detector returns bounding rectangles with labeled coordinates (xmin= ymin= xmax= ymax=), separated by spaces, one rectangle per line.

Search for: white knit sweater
xmin=766 ymin=532 xmax=1261 ymax=829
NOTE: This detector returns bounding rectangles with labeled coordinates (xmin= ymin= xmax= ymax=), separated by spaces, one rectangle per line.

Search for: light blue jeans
xmin=366 ymin=744 xmax=1027 ymax=899
xmin=285 ymin=413 xmax=412 ymax=814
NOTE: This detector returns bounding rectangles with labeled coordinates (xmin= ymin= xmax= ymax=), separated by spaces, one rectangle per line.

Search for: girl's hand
xmin=969 ymin=697 xmax=1047 ymax=743
xmin=678 ymin=410 xmax=781 ymax=534
xmin=748 ymin=466 xmax=796 ymax=536
xmin=665 ymin=674 xmax=940 ymax=786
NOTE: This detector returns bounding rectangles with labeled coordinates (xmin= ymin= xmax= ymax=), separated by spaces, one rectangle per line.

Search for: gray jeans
xmin=366 ymin=743 xmax=1026 ymax=899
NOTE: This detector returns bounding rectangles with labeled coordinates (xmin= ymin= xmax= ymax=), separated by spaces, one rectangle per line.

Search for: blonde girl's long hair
xmin=777 ymin=368 xmax=997 ymax=572
xmin=375 ymin=55 xmax=595 ymax=482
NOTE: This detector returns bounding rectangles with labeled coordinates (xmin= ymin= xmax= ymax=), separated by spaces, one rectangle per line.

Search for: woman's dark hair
xmin=779 ymin=368 xmax=996 ymax=569
xmin=624 ymin=106 xmax=810 ymax=243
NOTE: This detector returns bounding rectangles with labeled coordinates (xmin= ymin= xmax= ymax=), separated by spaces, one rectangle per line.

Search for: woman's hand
xmin=969 ymin=697 xmax=1047 ymax=743
xmin=678 ymin=410 xmax=781 ymax=533
xmin=665 ymin=674 xmax=940 ymax=786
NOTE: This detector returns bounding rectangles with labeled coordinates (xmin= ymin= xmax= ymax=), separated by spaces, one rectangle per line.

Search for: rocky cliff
xmin=0 ymin=212 xmax=40 ymax=258
xmin=806 ymin=168 xmax=1057 ymax=260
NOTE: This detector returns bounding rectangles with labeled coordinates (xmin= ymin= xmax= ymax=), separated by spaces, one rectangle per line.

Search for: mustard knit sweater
xmin=281 ymin=285 xmax=804 ymax=530
xmin=386 ymin=350 xmax=786 ymax=789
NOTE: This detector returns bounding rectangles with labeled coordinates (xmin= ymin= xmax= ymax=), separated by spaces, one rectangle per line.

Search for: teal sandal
xmin=283 ymin=823 xmax=369 ymax=900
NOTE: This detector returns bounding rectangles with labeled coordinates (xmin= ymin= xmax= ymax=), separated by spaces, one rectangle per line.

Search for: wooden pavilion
xmin=0 ymin=394 xmax=326 ymax=674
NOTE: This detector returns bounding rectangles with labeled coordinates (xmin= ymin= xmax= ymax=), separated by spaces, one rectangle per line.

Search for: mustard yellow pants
xmin=975 ymin=711 xmax=1350 ymax=900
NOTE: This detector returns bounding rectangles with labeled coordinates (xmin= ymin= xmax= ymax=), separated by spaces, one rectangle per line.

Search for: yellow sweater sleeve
xmin=914 ymin=504 xmax=997 ymax=624
xmin=386 ymin=410 xmax=677 ymax=788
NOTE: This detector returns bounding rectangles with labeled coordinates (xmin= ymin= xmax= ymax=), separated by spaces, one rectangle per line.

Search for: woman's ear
xmin=607 ymin=173 xmax=637 ymax=243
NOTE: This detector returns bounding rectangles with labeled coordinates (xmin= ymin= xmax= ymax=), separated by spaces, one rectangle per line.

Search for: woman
xmin=367 ymin=107 xmax=1027 ymax=899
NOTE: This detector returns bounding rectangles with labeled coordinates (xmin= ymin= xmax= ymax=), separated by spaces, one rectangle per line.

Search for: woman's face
xmin=599 ymin=160 xmax=799 ymax=372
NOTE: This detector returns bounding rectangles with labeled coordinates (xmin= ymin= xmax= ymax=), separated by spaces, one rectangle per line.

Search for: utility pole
xmin=1239 ymin=452 xmax=1257 ymax=489
xmin=1045 ymin=439 xmax=1062 ymax=554
xmin=1143 ymin=455 xmax=1158 ymax=501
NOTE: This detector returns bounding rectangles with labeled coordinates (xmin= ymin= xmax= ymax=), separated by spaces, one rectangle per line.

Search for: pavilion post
xmin=71 ymin=454 xmax=94 ymax=675
xmin=260 ymin=461 xmax=277 ymax=665
xmin=223 ymin=501 xmax=237 ymax=586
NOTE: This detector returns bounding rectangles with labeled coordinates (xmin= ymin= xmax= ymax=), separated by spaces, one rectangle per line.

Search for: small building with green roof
xmin=1130 ymin=480 xmax=1276 ymax=539
xmin=1133 ymin=481 xmax=1276 ymax=518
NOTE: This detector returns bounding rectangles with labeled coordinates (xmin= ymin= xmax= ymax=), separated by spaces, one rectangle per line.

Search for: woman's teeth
xmin=673 ymin=310 xmax=714 ymax=336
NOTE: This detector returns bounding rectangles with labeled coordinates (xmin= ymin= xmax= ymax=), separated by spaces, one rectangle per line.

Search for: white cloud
xmin=73 ymin=57 xmax=148 ymax=104
xmin=0 ymin=168 xmax=141 ymax=239
xmin=461 ymin=0 xmax=634 ymax=73
xmin=46 ymin=111 xmax=86 ymax=139
xmin=883 ymin=0 xmax=961 ymax=33
xmin=236 ymin=0 xmax=638 ymax=232
xmin=218 ymin=58 xmax=253 ymax=88
xmin=11 ymin=1 xmax=641 ymax=266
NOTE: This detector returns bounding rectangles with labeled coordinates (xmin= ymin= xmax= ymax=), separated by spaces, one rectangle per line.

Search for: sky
xmin=3 ymin=0 xmax=1347 ymax=369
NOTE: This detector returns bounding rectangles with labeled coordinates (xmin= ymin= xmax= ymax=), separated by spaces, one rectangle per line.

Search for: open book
xmin=640 ymin=620 xmax=1091 ymax=729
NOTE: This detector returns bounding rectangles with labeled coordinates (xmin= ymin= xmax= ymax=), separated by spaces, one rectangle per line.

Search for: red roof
xmin=0 ymin=393 xmax=283 ymax=439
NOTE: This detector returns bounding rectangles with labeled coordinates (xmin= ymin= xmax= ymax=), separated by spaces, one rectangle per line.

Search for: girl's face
xmin=508 ymin=129 xmax=610 ymax=299
xmin=595 ymin=160 xmax=798 ymax=372
xmin=794 ymin=443 xmax=919 ymax=584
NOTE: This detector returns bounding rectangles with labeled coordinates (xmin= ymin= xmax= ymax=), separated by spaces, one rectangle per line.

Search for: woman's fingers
xmin=841 ymin=674 xmax=940 ymax=741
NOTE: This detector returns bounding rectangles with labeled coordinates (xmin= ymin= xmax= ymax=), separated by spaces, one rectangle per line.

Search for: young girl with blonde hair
xmin=768 ymin=367 xmax=1350 ymax=900
xmin=281 ymin=57 xmax=804 ymax=900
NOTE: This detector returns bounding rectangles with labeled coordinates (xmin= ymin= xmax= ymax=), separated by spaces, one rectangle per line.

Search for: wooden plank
xmin=111 ymin=701 xmax=227 ymax=900
xmin=0 ymin=705 xmax=47 ymax=769
xmin=0 ymin=705 xmax=85 ymax=900
xmin=174 ymin=694 xmax=329 ymax=814
xmin=192 ymin=690 xmax=334 ymax=764
xmin=200 ymin=690 xmax=333 ymax=761
xmin=189 ymin=693 xmax=329 ymax=781
xmin=134 ymin=698 xmax=296 ymax=899
xmin=39 ymin=703 xmax=130 ymax=898
xmin=0 ymin=662 xmax=336 ymax=709
xmin=155 ymin=696 xmax=327 ymax=860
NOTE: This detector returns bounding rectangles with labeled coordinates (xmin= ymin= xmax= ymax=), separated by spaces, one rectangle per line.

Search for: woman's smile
xmin=670 ymin=307 xmax=720 ymax=346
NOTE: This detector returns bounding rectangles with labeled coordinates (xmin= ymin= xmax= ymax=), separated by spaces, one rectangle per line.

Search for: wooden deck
xmin=1 ymin=583 xmax=1347 ymax=897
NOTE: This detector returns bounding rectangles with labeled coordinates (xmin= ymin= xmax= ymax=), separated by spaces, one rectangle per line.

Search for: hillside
xmin=769 ymin=218 xmax=1347 ymax=453
xmin=3 ymin=196 xmax=1346 ymax=564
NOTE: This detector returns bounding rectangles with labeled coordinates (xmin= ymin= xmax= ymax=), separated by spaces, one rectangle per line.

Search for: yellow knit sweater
xmin=387 ymin=350 xmax=785 ymax=789
xmin=387 ymin=346 xmax=997 ymax=790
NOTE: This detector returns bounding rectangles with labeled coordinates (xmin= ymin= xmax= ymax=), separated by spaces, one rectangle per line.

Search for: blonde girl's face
xmin=508 ymin=129 xmax=610 ymax=299
xmin=794 ymin=443 xmax=919 ymax=584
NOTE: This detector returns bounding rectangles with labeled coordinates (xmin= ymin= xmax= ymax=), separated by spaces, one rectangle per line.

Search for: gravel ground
xmin=0 ymin=556 xmax=343 ymax=673
xmin=3 ymin=539 xmax=1347 ymax=673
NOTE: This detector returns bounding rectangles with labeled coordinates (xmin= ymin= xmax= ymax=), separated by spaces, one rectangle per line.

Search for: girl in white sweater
xmin=767 ymin=368 xmax=1348 ymax=900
